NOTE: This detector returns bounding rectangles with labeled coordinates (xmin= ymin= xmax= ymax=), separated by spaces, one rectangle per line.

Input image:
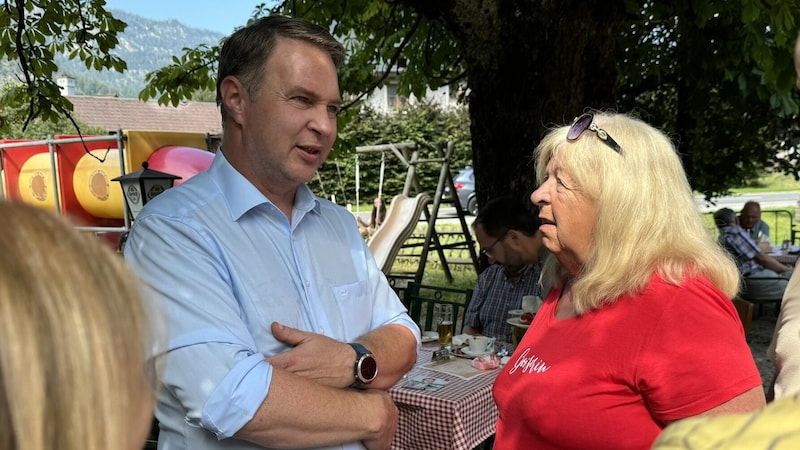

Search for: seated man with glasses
xmin=463 ymin=196 xmax=548 ymax=344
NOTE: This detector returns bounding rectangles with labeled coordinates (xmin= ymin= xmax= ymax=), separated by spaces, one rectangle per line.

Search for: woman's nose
xmin=531 ymin=186 xmax=546 ymax=205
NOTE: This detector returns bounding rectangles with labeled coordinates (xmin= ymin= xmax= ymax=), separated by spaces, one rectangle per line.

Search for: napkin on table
xmin=471 ymin=354 xmax=501 ymax=370
xmin=452 ymin=333 xmax=472 ymax=346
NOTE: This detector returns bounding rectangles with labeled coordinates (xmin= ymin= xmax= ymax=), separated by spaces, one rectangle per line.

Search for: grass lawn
xmin=729 ymin=172 xmax=800 ymax=193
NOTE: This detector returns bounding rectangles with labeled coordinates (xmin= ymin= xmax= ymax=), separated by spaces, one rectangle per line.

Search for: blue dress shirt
xmin=125 ymin=151 xmax=419 ymax=450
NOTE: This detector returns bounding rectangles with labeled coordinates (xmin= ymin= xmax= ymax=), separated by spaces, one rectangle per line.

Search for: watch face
xmin=360 ymin=356 xmax=378 ymax=381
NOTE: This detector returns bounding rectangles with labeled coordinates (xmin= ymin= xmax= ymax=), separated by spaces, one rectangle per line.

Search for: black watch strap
xmin=348 ymin=342 xmax=378 ymax=389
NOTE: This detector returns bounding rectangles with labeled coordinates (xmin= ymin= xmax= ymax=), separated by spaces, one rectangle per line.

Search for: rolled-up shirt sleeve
xmin=189 ymin=349 xmax=272 ymax=437
xmin=126 ymin=213 xmax=278 ymax=438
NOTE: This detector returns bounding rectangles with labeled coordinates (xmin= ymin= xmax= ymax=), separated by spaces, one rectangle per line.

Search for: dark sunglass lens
xmin=567 ymin=113 xmax=593 ymax=141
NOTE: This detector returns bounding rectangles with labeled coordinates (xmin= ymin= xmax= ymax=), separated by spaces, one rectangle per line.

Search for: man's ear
xmin=505 ymin=229 xmax=521 ymax=246
xmin=219 ymin=76 xmax=247 ymax=125
xmin=507 ymin=229 xmax=533 ymax=253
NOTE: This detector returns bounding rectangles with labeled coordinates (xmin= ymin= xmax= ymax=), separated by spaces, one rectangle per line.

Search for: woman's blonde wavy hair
xmin=0 ymin=202 xmax=157 ymax=450
xmin=535 ymin=111 xmax=740 ymax=314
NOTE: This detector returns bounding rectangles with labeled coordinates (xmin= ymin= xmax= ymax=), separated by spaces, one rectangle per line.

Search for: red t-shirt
xmin=492 ymin=274 xmax=762 ymax=450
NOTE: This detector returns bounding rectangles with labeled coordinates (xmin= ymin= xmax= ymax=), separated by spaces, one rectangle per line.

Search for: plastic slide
xmin=368 ymin=193 xmax=430 ymax=274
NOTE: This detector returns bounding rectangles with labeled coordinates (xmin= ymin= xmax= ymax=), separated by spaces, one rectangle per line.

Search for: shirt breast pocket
xmin=332 ymin=280 xmax=374 ymax=337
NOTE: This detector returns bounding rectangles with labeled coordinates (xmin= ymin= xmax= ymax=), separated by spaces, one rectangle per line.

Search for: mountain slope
xmin=1 ymin=9 xmax=224 ymax=98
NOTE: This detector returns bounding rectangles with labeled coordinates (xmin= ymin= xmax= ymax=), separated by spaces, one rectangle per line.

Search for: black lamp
xmin=112 ymin=161 xmax=181 ymax=221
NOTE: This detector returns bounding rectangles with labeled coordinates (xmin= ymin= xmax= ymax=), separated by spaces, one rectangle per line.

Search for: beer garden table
xmin=389 ymin=342 xmax=501 ymax=450
xmin=773 ymin=251 xmax=799 ymax=266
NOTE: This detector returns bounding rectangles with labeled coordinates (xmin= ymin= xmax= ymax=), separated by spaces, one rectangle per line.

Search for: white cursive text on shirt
xmin=508 ymin=348 xmax=550 ymax=374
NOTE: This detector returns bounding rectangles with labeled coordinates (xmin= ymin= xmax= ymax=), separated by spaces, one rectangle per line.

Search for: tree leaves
xmin=0 ymin=0 xmax=126 ymax=133
xmin=139 ymin=44 xmax=220 ymax=106
xmin=5 ymin=0 xmax=800 ymax=201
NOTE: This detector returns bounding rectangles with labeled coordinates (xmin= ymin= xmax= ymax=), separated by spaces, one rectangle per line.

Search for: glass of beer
xmin=511 ymin=324 xmax=526 ymax=347
xmin=434 ymin=304 xmax=453 ymax=348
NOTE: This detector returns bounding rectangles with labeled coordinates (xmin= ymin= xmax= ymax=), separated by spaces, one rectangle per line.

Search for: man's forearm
xmin=463 ymin=325 xmax=481 ymax=336
xmin=236 ymin=368 xmax=398 ymax=448
xmin=266 ymin=322 xmax=417 ymax=391
xmin=755 ymin=252 xmax=792 ymax=273
xmin=357 ymin=324 xmax=418 ymax=390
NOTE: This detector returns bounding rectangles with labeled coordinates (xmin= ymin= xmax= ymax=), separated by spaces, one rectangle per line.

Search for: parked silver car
xmin=444 ymin=167 xmax=477 ymax=215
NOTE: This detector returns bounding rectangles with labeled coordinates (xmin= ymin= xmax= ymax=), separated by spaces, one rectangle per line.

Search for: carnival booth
xmin=0 ymin=130 xmax=216 ymax=246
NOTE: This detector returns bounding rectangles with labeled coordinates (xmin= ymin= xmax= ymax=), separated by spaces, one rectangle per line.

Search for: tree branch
xmin=343 ymin=13 xmax=423 ymax=110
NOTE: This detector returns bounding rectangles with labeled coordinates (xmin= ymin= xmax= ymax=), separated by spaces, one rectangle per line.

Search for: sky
xmin=104 ymin=0 xmax=261 ymax=35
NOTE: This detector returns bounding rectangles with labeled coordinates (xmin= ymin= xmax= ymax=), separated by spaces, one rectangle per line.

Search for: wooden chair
xmin=732 ymin=297 xmax=754 ymax=335
xmin=403 ymin=282 xmax=474 ymax=334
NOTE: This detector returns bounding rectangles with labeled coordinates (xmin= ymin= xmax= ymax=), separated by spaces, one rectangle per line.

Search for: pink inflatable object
xmin=147 ymin=146 xmax=214 ymax=186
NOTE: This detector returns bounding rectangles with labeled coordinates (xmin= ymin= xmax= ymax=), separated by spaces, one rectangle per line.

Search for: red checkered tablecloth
xmin=389 ymin=343 xmax=500 ymax=450
xmin=773 ymin=252 xmax=798 ymax=266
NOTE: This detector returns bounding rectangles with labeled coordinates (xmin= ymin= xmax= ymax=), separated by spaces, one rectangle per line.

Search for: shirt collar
xmin=211 ymin=150 xmax=320 ymax=221
xmin=503 ymin=264 xmax=533 ymax=280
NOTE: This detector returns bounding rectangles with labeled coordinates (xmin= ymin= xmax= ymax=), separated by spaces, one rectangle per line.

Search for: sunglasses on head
xmin=567 ymin=112 xmax=623 ymax=155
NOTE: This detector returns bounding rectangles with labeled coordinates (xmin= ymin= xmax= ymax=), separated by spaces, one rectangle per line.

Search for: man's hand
xmin=266 ymin=322 xmax=354 ymax=388
xmin=361 ymin=390 xmax=399 ymax=450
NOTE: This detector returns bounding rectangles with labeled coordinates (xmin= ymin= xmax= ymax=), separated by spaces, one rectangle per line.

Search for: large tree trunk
xmin=406 ymin=0 xmax=625 ymax=208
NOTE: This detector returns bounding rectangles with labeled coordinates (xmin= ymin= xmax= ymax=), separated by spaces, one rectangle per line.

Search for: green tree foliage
xmin=144 ymin=0 xmax=800 ymax=202
xmin=617 ymin=1 xmax=800 ymax=199
xmin=138 ymin=43 xmax=221 ymax=106
xmin=1 ymin=100 xmax=107 ymax=139
xmin=312 ymin=103 xmax=471 ymax=206
xmin=4 ymin=1 xmax=800 ymax=203
xmin=0 ymin=0 xmax=126 ymax=133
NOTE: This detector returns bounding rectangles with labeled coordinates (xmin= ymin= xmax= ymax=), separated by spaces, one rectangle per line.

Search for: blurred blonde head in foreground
xmin=0 ymin=201 xmax=157 ymax=450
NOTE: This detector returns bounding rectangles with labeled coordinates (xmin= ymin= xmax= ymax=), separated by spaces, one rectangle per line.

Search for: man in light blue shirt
xmin=125 ymin=15 xmax=419 ymax=450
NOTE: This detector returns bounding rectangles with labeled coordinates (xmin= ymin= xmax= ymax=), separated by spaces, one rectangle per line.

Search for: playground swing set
xmin=353 ymin=141 xmax=480 ymax=285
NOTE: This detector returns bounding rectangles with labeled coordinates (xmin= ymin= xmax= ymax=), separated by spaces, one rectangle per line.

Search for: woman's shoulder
xmin=637 ymin=273 xmax=734 ymax=317
xmin=645 ymin=272 xmax=721 ymax=294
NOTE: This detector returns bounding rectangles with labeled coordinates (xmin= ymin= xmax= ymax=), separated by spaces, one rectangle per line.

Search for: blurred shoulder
xmin=652 ymin=393 xmax=800 ymax=449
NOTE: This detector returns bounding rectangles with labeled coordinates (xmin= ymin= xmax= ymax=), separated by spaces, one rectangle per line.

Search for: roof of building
xmin=67 ymin=96 xmax=222 ymax=134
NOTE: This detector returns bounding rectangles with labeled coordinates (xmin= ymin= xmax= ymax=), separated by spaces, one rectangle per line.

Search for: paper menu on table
xmin=422 ymin=356 xmax=495 ymax=380
xmin=405 ymin=375 xmax=448 ymax=391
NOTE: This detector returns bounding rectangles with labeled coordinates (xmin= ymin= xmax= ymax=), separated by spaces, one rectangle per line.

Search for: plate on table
xmin=421 ymin=331 xmax=439 ymax=343
xmin=451 ymin=346 xmax=491 ymax=358
xmin=507 ymin=317 xmax=531 ymax=329
xmin=461 ymin=347 xmax=493 ymax=358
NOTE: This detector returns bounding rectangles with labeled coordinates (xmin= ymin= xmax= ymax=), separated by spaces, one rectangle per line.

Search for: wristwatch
xmin=348 ymin=342 xmax=378 ymax=388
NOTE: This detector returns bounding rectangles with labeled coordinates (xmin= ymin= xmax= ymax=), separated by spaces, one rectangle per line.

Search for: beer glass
xmin=434 ymin=304 xmax=453 ymax=347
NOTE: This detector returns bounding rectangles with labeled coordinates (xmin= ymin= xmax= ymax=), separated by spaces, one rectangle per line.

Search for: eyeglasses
xmin=480 ymin=231 xmax=507 ymax=259
xmin=567 ymin=112 xmax=623 ymax=155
